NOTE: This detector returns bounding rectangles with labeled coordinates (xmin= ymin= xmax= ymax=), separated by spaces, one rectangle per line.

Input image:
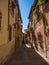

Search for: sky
xmin=18 ymin=0 xmax=34 ymax=32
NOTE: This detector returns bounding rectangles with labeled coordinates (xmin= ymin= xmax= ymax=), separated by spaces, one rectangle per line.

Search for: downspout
xmin=42 ymin=13 xmax=47 ymax=57
xmin=8 ymin=0 xmax=10 ymax=30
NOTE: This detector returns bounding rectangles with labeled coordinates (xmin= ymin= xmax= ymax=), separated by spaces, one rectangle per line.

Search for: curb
xmin=35 ymin=50 xmax=49 ymax=64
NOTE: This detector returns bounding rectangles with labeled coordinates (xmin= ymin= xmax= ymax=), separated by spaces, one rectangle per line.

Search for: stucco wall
xmin=0 ymin=0 xmax=8 ymax=45
xmin=45 ymin=12 xmax=49 ymax=25
xmin=35 ymin=16 xmax=45 ymax=50
xmin=0 ymin=0 xmax=15 ymax=65
xmin=0 ymin=39 xmax=15 ymax=65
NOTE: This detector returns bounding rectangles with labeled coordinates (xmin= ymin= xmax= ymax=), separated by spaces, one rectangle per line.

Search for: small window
xmin=9 ymin=25 xmax=12 ymax=41
xmin=37 ymin=32 xmax=42 ymax=39
xmin=0 ymin=12 xmax=2 ymax=30
xmin=47 ymin=28 xmax=49 ymax=32
xmin=17 ymin=22 xmax=19 ymax=30
xmin=37 ymin=32 xmax=43 ymax=43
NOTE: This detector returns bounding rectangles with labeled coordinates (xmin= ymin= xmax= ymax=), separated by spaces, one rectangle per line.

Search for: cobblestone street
xmin=5 ymin=45 xmax=49 ymax=65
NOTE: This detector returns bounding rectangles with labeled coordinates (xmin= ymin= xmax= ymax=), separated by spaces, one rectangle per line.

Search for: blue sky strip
xmin=18 ymin=0 xmax=34 ymax=32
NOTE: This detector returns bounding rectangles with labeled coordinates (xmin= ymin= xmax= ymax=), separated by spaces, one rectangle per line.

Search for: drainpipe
xmin=8 ymin=0 xmax=10 ymax=30
xmin=44 ymin=32 xmax=47 ymax=57
xmin=43 ymin=21 xmax=47 ymax=57
xmin=14 ymin=8 xmax=16 ymax=51
xmin=14 ymin=9 xmax=16 ymax=50
xmin=42 ymin=13 xmax=47 ymax=57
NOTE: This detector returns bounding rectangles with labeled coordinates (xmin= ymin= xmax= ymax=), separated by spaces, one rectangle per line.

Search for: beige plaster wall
xmin=0 ymin=0 xmax=8 ymax=45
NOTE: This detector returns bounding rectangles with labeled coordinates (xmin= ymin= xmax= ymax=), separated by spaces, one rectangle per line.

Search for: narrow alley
xmin=4 ymin=45 xmax=49 ymax=65
xmin=0 ymin=0 xmax=49 ymax=65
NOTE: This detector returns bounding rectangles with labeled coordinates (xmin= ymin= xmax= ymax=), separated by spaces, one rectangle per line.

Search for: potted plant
xmin=34 ymin=8 xmax=39 ymax=15
xmin=38 ymin=0 xmax=46 ymax=6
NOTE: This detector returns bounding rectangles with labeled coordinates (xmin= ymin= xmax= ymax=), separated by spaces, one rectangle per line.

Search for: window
xmin=45 ymin=0 xmax=49 ymax=4
xmin=0 ymin=12 xmax=2 ymax=30
xmin=37 ymin=32 xmax=42 ymax=40
xmin=37 ymin=32 xmax=43 ymax=49
xmin=9 ymin=0 xmax=15 ymax=17
xmin=9 ymin=25 xmax=12 ymax=41
xmin=13 ymin=27 xmax=15 ymax=37
xmin=17 ymin=22 xmax=19 ymax=30
xmin=46 ymin=28 xmax=49 ymax=37
xmin=47 ymin=28 xmax=49 ymax=32
xmin=37 ymin=32 xmax=43 ymax=44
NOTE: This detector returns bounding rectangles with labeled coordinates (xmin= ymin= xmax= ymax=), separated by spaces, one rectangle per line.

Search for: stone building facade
xmin=14 ymin=0 xmax=23 ymax=48
xmin=28 ymin=0 xmax=49 ymax=56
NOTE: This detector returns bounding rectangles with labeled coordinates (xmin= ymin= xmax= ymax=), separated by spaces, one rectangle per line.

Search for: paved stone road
xmin=5 ymin=45 xmax=49 ymax=65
